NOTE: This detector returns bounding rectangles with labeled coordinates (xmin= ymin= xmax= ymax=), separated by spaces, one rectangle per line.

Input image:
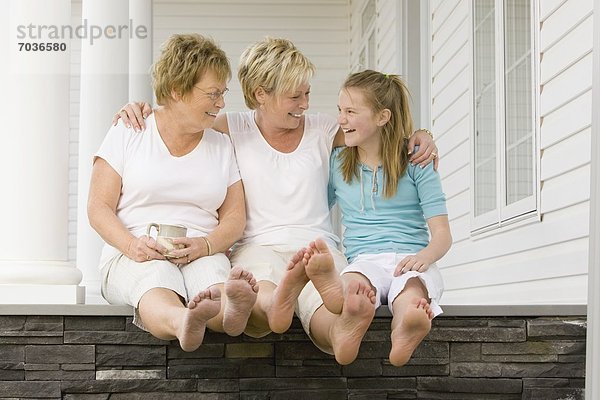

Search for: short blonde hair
xmin=238 ymin=37 xmax=315 ymax=109
xmin=152 ymin=34 xmax=231 ymax=105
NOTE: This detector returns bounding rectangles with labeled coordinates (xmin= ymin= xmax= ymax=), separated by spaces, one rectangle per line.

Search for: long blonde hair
xmin=338 ymin=70 xmax=414 ymax=198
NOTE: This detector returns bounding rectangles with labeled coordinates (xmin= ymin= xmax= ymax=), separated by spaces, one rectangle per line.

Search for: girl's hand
xmin=394 ymin=254 xmax=431 ymax=276
xmin=127 ymin=235 xmax=167 ymax=262
xmin=111 ymin=102 xmax=153 ymax=132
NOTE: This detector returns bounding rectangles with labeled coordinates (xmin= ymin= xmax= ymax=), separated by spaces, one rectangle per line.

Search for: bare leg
xmin=222 ymin=266 xmax=259 ymax=336
xmin=304 ymin=239 xmax=345 ymax=314
xmin=138 ymin=287 xmax=221 ymax=352
xmin=242 ymin=281 xmax=275 ymax=336
xmin=388 ymin=278 xmax=434 ymax=367
xmin=268 ymin=248 xmax=310 ymax=333
xmin=309 ymin=280 xmax=376 ymax=365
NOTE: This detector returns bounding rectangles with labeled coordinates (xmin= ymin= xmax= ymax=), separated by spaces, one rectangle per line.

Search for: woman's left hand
xmin=408 ymin=129 xmax=439 ymax=170
xmin=394 ymin=254 xmax=431 ymax=276
xmin=167 ymin=237 xmax=203 ymax=266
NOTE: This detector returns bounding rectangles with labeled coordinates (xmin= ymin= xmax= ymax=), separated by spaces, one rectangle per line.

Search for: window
xmin=472 ymin=0 xmax=538 ymax=232
xmin=354 ymin=0 xmax=376 ymax=71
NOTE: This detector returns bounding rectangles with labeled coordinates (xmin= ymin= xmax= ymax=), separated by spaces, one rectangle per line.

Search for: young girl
xmin=300 ymin=70 xmax=452 ymax=366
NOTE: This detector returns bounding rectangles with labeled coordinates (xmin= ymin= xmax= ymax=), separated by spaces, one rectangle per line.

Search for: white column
xmin=0 ymin=0 xmax=84 ymax=304
xmin=129 ymin=0 xmax=153 ymax=102
xmin=77 ymin=0 xmax=130 ymax=304
xmin=586 ymin=0 xmax=600 ymax=397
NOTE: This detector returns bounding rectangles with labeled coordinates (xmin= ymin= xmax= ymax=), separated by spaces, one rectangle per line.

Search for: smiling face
xmin=258 ymin=82 xmax=311 ymax=130
xmin=337 ymin=87 xmax=387 ymax=151
xmin=181 ymin=69 xmax=228 ymax=130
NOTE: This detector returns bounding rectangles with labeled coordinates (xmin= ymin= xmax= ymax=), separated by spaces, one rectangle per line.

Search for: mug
xmin=146 ymin=223 xmax=187 ymax=257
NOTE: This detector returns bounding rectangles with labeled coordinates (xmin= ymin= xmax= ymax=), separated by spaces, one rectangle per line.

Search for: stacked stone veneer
xmin=0 ymin=314 xmax=586 ymax=399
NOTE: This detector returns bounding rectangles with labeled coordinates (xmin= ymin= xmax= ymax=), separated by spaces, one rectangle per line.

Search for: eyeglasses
xmin=194 ymin=86 xmax=229 ymax=102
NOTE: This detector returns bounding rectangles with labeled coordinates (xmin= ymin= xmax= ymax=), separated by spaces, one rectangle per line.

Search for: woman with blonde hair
xmin=89 ymin=34 xmax=258 ymax=352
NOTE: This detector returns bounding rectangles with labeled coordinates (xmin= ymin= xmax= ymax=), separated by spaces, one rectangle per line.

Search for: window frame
xmin=470 ymin=0 xmax=541 ymax=235
xmin=354 ymin=0 xmax=377 ymax=71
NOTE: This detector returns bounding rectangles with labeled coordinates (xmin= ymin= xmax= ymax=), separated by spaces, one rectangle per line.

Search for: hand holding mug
xmin=146 ymin=223 xmax=188 ymax=259
xmin=127 ymin=235 xmax=167 ymax=262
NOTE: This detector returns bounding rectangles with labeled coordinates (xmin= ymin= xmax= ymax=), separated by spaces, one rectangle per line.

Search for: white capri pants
xmin=100 ymin=252 xmax=231 ymax=331
xmin=342 ymin=252 xmax=444 ymax=317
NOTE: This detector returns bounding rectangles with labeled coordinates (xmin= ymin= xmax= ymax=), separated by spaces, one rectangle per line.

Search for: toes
xmin=229 ymin=266 xmax=243 ymax=280
xmin=314 ymin=238 xmax=330 ymax=253
xmin=208 ymin=286 xmax=221 ymax=301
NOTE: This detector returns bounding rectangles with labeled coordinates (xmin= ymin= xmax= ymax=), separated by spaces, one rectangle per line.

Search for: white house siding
xmin=67 ymin=0 xmax=350 ymax=261
xmin=153 ymin=0 xmax=349 ymax=115
xmin=427 ymin=0 xmax=592 ymax=305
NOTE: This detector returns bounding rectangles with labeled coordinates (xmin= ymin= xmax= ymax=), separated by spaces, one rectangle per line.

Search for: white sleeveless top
xmin=227 ymin=111 xmax=340 ymax=250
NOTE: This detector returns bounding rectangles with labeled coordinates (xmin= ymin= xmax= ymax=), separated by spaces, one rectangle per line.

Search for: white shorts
xmin=229 ymin=244 xmax=348 ymax=340
xmin=100 ymin=252 xmax=231 ymax=330
xmin=342 ymin=253 xmax=444 ymax=317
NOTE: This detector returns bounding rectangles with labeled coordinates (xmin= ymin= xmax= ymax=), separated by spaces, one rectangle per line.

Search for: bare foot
xmin=389 ymin=298 xmax=433 ymax=367
xmin=178 ymin=287 xmax=221 ymax=352
xmin=268 ymin=248 xmax=310 ymax=334
xmin=305 ymin=238 xmax=344 ymax=314
xmin=223 ymin=266 xmax=259 ymax=336
xmin=330 ymin=280 xmax=376 ymax=365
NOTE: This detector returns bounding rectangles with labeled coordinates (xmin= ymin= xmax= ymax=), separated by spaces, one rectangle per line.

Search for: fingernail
xmin=125 ymin=124 xmax=130 ymax=128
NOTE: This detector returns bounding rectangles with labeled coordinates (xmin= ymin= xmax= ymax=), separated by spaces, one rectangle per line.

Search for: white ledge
xmin=0 ymin=304 xmax=587 ymax=317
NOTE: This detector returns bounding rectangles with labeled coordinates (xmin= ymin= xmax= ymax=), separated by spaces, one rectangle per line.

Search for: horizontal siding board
xmin=154 ymin=16 xmax=348 ymax=30
xmin=441 ymin=274 xmax=588 ymax=304
xmin=441 ymin=165 xmax=470 ymax=200
xmin=431 ymin=0 xmax=462 ymax=35
xmin=431 ymin=68 xmax=469 ymax=120
xmin=540 ymin=165 xmax=591 ymax=214
xmin=433 ymin=114 xmax=469 ymax=154
xmin=540 ymin=129 xmax=591 ymax=181
xmin=432 ymin=23 xmax=468 ymax=74
xmin=539 ymin=0 xmax=567 ymax=21
xmin=153 ymin=3 xmax=348 ymax=17
xmin=438 ymin=138 xmax=469 ymax=180
xmin=540 ymin=90 xmax=592 ymax=149
xmin=156 ymin=0 xmax=347 ymax=4
xmin=539 ymin=0 xmax=593 ymax=52
xmin=446 ymin=191 xmax=470 ymax=221
xmin=432 ymin=93 xmax=470 ymax=133
xmin=446 ymin=213 xmax=470 ymax=243
xmin=540 ymin=13 xmax=593 ymax=84
xmin=442 ymin=202 xmax=589 ymax=266
xmin=431 ymin=0 xmax=468 ymax=55
xmin=432 ymin=45 xmax=469 ymax=96
xmin=540 ymin=53 xmax=592 ymax=116
xmin=442 ymin=238 xmax=589 ymax=290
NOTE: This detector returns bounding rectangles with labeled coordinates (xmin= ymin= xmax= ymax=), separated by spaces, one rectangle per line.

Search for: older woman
xmin=114 ymin=37 xmax=437 ymax=363
xmin=88 ymin=34 xmax=257 ymax=352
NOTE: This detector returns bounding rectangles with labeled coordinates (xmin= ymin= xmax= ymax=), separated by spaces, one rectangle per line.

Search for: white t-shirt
xmin=95 ymin=114 xmax=241 ymax=263
xmin=227 ymin=111 xmax=340 ymax=250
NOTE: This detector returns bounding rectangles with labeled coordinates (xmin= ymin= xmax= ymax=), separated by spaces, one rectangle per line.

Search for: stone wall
xmin=0 ymin=314 xmax=586 ymax=399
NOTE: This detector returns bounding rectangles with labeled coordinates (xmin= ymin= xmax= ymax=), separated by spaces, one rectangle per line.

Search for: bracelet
xmin=419 ymin=128 xmax=434 ymax=139
xmin=201 ymin=236 xmax=212 ymax=256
